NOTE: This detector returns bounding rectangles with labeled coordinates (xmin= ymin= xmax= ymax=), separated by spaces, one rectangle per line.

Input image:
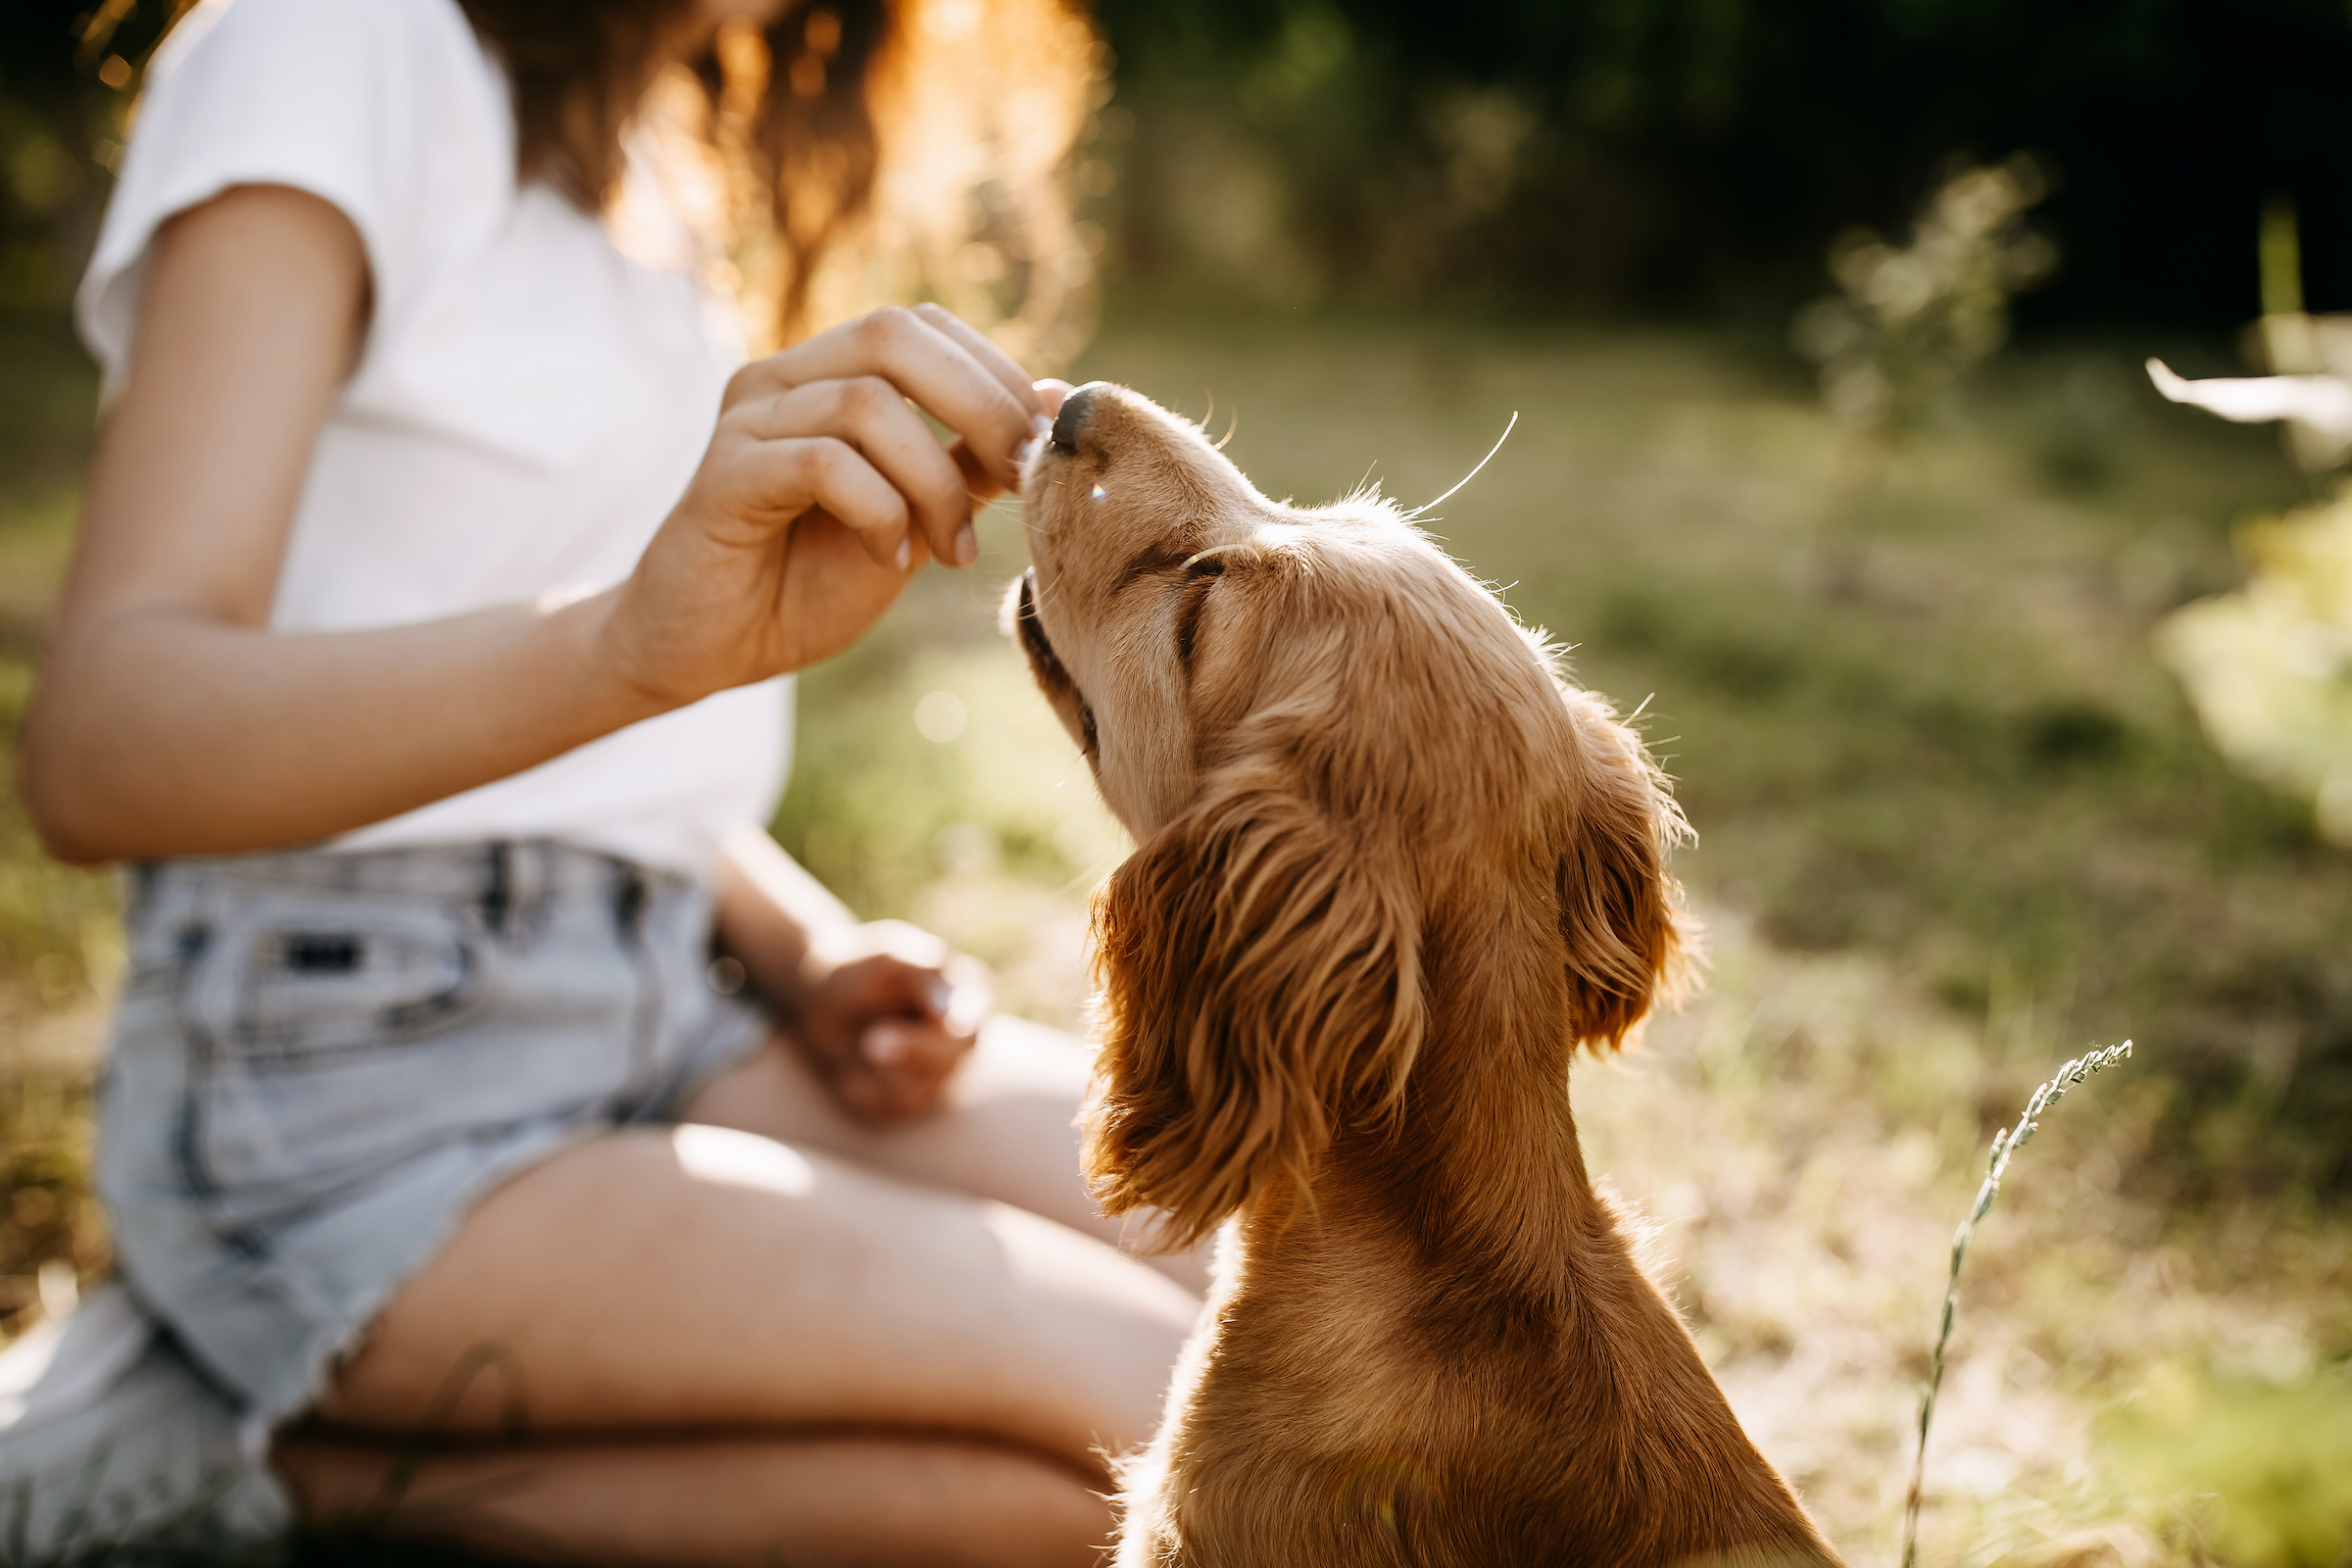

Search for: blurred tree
xmin=1793 ymin=155 xmax=2056 ymax=435
xmin=0 ymin=2 xmax=180 ymax=310
xmin=1091 ymin=0 xmax=2352 ymax=330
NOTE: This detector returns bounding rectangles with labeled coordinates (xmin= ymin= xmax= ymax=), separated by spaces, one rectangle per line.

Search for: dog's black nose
xmin=1050 ymin=382 xmax=1105 ymax=455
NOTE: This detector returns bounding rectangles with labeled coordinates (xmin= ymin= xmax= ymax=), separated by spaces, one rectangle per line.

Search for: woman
xmin=0 ymin=0 xmax=1196 ymax=1562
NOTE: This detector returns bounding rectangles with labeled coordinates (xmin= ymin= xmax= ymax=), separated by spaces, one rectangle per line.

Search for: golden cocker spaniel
xmin=1009 ymin=382 xmax=1841 ymax=1568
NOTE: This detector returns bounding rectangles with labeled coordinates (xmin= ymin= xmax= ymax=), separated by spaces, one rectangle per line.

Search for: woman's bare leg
xmin=317 ymin=1125 xmax=1196 ymax=1475
xmin=684 ymin=1015 xmax=1212 ymax=1294
xmin=278 ymin=1432 xmax=1110 ymax=1568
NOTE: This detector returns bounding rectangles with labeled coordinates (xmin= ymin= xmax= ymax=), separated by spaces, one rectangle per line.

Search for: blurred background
xmin=4 ymin=1 xmax=2352 ymax=1563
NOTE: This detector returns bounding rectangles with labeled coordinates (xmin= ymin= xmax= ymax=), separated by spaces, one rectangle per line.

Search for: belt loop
xmin=481 ymin=841 xmax=514 ymax=937
xmin=118 ymin=860 xmax=161 ymax=934
xmin=612 ymin=858 xmax=647 ymax=936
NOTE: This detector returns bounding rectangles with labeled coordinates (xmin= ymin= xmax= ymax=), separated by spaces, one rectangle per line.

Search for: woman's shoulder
xmin=81 ymin=0 xmax=514 ymax=382
xmin=119 ymin=0 xmax=513 ymax=252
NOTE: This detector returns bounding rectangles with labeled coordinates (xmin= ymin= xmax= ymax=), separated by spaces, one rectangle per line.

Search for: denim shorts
xmin=96 ymin=840 xmax=770 ymax=1427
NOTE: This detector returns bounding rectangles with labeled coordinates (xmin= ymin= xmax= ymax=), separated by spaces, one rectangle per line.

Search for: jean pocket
xmin=174 ymin=906 xmax=497 ymax=1196
xmin=185 ymin=910 xmax=490 ymax=1069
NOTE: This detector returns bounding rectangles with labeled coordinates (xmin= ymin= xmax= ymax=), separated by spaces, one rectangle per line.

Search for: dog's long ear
xmin=1086 ymin=771 xmax=1425 ymax=1248
xmin=1554 ymin=685 xmax=1694 ymax=1052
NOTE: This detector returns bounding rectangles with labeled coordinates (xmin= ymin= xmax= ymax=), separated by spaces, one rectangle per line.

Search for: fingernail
xmin=954 ymin=525 xmax=978 ymax=566
xmin=864 ymin=1025 xmax=906 ymax=1066
xmin=928 ymin=979 xmax=954 ymax=1015
xmin=895 ymin=536 xmax=911 ymax=570
xmin=945 ymin=984 xmax=989 ymax=1033
xmin=1032 ymin=414 xmax=1054 ymax=439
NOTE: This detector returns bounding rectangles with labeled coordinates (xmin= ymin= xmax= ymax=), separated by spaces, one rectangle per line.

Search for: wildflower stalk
xmin=1897 ymin=1040 xmax=2134 ymax=1568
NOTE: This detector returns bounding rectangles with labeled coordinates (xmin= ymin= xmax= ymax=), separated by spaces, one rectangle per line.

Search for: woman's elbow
xmin=18 ymin=711 xmax=122 ymax=867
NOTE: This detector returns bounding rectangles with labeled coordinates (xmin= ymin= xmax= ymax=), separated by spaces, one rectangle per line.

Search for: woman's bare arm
xmin=712 ymin=826 xmax=992 ymax=1123
xmin=21 ymin=184 xmax=1044 ymax=864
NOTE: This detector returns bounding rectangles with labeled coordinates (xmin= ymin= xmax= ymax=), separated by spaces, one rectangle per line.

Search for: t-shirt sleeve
xmin=76 ymin=0 xmax=507 ymax=397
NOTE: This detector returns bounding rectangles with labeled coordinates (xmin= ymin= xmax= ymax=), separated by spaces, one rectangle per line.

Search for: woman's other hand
xmin=603 ymin=304 xmax=1047 ymax=706
xmin=785 ymin=920 xmax=992 ymax=1124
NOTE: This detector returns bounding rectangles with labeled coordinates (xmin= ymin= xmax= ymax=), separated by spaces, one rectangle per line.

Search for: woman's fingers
xmin=856 ymin=1017 xmax=967 ymax=1119
xmin=728 ymin=436 xmax=915 ymax=570
xmin=742 ymin=307 xmax=1039 ymax=491
xmin=729 ymin=378 xmax=976 ymax=564
xmin=909 ymin=303 xmax=1039 ymax=415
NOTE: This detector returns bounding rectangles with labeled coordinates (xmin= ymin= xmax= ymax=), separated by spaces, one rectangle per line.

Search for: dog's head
xmin=1007 ymin=381 xmax=1690 ymax=1246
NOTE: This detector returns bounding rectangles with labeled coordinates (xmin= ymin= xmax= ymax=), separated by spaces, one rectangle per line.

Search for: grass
xmin=4 ymin=303 xmax=2351 ymax=1562
xmin=0 ymin=310 xmax=115 ymax=1340
xmin=779 ymin=309 xmax=2352 ymax=1563
xmin=1900 ymin=1041 xmax=2136 ymax=1568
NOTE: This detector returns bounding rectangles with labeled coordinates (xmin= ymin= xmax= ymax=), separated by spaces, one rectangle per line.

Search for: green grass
xmin=1057 ymin=315 xmax=2349 ymax=1178
xmin=2101 ymin=1361 xmax=2352 ymax=1568
xmin=4 ymin=305 xmax=2351 ymax=1562
xmin=0 ymin=315 xmax=116 ymax=1022
xmin=796 ymin=311 xmax=2352 ymax=1180
xmin=772 ymin=311 xmax=2352 ymax=1562
xmin=0 ymin=310 xmax=115 ymax=1339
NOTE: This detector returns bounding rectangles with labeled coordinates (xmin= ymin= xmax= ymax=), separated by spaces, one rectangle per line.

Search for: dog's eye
xmin=1185 ymin=556 xmax=1226 ymax=579
xmin=1175 ymin=571 xmax=1218 ymax=673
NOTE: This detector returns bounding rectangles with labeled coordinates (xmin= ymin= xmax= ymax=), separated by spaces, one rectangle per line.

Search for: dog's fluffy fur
xmin=1009 ymin=383 xmax=1842 ymax=1567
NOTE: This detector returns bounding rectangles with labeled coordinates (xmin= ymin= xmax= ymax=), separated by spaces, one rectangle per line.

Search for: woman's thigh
xmin=684 ymin=1015 xmax=1211 ymax=1293
xmin=318 ymin=1124 xmax=1196 ymax=1474
xmin=280 ymin=1431 xmax=1111 ymax=1568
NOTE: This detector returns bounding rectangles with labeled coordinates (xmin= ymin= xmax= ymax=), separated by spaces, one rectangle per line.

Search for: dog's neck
xmin=1218 ymin=888 xmax=1829 ymax=1555
xmin=1226 ymin=889 xmax=1637 ymax=1337
xmin=1325 ymin=892 xmax=1615 ymax=1297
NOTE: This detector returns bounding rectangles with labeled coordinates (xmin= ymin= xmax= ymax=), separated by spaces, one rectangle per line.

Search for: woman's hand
xmin=601 ymin=304 xmax=1048 ymax=708
xmin=782 ymin=920 xmax=993 ymax=1124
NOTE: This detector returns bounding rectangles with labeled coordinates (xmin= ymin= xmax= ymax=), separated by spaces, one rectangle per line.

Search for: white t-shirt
xmin=77 ymin=0 xmax=791 ymax=880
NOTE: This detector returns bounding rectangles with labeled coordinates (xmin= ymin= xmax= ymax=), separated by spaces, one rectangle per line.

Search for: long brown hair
xmin=457 ymin=0 xmax=1102 ymax=355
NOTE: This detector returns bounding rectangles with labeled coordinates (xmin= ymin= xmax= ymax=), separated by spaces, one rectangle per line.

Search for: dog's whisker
xmin=1214 ymin=405 xmax=1241 ymax=451
xmin=1402 ymin=409 xmax=1519 ymax=519
xmin=1024 ymin=573 xmax=1075 ymax=614
xmin=1629 ymin=692 xmax=1656 ymax=722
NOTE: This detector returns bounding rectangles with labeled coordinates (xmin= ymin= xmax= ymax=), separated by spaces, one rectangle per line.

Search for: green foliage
xmin=0 ymin=5 xmax=202 ymax=313
xmin=0 ymin=318 xmax=115 ymax=1006
xmin=2159 ymin=485 xmax=2352 ymax=846
xmin=1793 ymin=158 xmax=2057 ymax=436
xmin=2101 ymin=1361 xmax=2352 ymax=1568
xmin=1089 ymin=0 xmax=2352 ymax=328
xmin=772 ymin=608 xmax=1127 ymax=923
xmin=1081 ymin=312 xmax=2348 ymax=1155
xmin=0 ymin=312 xmax=114 ymax=1342
xmin=773 ymin=310 xmax=2352 ymax=1190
